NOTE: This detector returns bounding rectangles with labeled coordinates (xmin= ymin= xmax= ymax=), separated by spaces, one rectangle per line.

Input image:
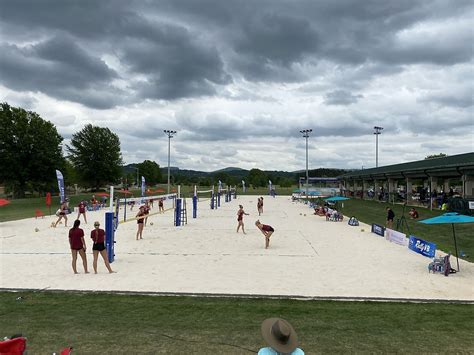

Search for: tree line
xmin=0 ymin=103 xmax=346 ymax=198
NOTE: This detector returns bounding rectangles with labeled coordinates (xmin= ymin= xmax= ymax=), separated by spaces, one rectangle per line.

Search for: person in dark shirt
xmin=68 ymin=219 xmax=89 ymax=274
xmin=386 ymin=207 xmax=395 ymax=229
xmin=91 ymin=221 xmax=114 ymax=274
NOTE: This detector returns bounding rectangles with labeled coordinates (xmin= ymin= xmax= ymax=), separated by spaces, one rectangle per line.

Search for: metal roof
xmin=340 ymin=152 xmax=474 ymax=180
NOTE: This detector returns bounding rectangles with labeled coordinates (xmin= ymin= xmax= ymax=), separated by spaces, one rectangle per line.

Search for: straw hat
xmin=261 ymin=318 xmax=298 ymax=353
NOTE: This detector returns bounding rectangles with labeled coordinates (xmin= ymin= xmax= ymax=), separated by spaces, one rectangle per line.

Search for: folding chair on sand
xmin=428 ymin=254 xmax=457 ymax=276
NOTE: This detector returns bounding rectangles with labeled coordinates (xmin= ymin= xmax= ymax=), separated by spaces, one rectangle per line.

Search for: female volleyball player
xmin=68 ymin=219 xmax=89 ymax=274
xmin=237 ymin=205 xmax=249 ymax=234
xmin=136 ymin=206 xmax=146 ymax=240
xmin=90 ymin=221 xmax=114 ymax=273
xmin=255 ymin=220 xmax=275 ymax=249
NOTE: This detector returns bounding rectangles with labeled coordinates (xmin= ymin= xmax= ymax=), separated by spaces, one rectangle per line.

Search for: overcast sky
xmin=1 ymin=0 xmax=473 ymax=172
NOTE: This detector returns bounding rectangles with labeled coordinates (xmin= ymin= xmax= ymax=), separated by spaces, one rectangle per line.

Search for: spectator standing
xmin=386 ymin=207 xmax=395 ymax=229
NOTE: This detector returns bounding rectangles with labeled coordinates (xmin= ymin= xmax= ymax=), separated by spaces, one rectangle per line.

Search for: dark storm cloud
xmin=0 ymin=0 xmax=473 ymax=109
xmin=0 ymin=37 xmax=121 ymax=109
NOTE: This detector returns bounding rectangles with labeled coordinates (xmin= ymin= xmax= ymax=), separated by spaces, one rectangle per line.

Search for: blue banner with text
xmin=408 ymin=236 xmax=436 ymax=258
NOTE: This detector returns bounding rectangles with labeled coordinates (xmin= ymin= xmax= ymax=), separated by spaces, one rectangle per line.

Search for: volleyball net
xmin=115 ymin=193 xmax=177 ymax=223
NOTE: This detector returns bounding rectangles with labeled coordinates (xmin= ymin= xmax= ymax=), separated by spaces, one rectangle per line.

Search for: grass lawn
xmin=337 ymin=198 xmax=474 ymax=264
xmin=1 ymin=291 xmax=473 ymax=354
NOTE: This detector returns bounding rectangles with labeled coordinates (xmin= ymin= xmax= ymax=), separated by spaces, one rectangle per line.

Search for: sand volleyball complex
xmin=1 ymin=195 xmax=473 ymax=302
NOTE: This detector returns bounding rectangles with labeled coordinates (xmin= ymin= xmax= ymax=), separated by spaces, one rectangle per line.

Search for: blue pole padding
xmin=124 ymin=197 xmax=127 ymax=221
xmin=193 ymin=196 xmax=197 ymax=218
xmin=105 ymin=211 xmax=115 ymax=263
xmin=175 ymin=198 xmax=182 ymax=226
xmin=217 ymin=192 xmax=221 ymax=207
xmin=211 ymin=192 xmax=214 ymax=209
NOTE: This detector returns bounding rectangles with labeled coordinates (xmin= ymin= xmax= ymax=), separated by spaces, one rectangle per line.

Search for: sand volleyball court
xmin=1 ymin=195 xmax=473 ymax=302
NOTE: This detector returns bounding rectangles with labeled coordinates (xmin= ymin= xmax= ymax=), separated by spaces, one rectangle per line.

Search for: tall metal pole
xmin=300 ymin=129 xmax=312 ymax=197
xmin=374 ymin=126 xmax=383 ymax=168
xmin=164 ymin=130 xmax=177 ymax=194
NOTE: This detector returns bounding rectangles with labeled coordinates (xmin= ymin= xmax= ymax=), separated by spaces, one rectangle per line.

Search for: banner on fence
xmin=385 ymin=228 xmax=408 ymax=246
xmin=408 ymin=235 xmax=436 ymax=258
xmin=371 ymin=223 xmax=385 ymax=237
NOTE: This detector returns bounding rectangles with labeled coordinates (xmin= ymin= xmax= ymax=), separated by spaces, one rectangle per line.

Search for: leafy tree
xmin=247 ymin=168 xmax=269 ymax=187
xmin=425 ymin=153 xmax=448 ymax=160
xmin=0 ymin=103 xmax=64 ymax=198
xmin=67 ymin=124 xmax=123 ymax=189
xmin=136 ymin=160 xmax=162 ymax=186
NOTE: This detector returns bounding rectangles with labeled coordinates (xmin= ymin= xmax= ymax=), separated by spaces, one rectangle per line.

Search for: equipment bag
xmin=348 ymin=216 xmax=359 ymax=226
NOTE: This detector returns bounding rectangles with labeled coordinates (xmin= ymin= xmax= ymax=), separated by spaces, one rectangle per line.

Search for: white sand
xmin=1 ymin=195 xmax=473 ymax=301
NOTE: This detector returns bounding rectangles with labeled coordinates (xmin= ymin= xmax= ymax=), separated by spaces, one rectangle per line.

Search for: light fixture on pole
xmin=373 ymin=126 xmax=383 ymax=168
xmin=164 ymin=130 xmax=177 ymax=194
xmin=299 ymin=129 xmax=312 ymax=197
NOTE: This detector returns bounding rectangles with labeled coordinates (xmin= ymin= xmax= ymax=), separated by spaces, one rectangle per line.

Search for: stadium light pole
xmin=300 ymin=129 xmax=312 ymax=197
xmin=374 ymin=126 xmax=383 ymax=167
xmin=164 ymin=130 xmax=177 ymax=194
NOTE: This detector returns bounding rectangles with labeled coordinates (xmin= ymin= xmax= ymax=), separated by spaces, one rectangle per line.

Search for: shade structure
xmin=419 ymin=212 xmax=474 ymax=272
xmin=0 ymin=198 xmax=11 ymax=207
xmin=154 ymin=188 xmax=165 ymax=193
xmin=325 ymin=196 xmax=350 ymax=202
xmin=117 ymin=190 xmax=133 ymax=195
xmin=95 ymin=192 xmax=110 ymax=197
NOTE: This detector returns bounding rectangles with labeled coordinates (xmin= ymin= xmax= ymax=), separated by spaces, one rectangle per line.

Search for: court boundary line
xmin=1 ymin=288 xmax=472 ymax=304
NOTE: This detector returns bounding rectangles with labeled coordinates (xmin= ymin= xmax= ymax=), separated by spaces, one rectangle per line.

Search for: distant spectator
xmin=258 ymin=318 xmax=304 ymax=355
xmin=159 ymin=198 xmax=164 ymax=213
xmin=408 ymin=208 xmax=419 ymax=219
xmin=386 ymin=207 xmax=395 ymax=229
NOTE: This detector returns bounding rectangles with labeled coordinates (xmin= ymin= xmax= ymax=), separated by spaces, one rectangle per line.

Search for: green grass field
xmin=1 ymin=291 xmax=473 ymax=354
xmin=339 ymin=198 xmax=473 ymax=263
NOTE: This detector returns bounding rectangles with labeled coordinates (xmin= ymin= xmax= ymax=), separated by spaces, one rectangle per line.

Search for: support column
xmin=362 ymin=180 xmax=366 ymax=199
xmin=406 ymin=178 xmax=413 ymax=204
xmin=388 ymin=178 xmax=396 ymax=204
xmin=464 ymin=174 xmax=474 ymax=198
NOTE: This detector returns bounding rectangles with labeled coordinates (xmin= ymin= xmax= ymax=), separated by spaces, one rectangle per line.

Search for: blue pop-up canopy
xmin=325 ymin=196 xmax=350 ymax=202
xmin=419 ymin=212 xmax=474 ymax=271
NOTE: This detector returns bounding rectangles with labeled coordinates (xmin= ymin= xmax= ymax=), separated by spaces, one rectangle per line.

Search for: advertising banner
xmin=55 ymin=170 xmax=65 ymax=203
xmin=385 ymin=228 xmax=408 ymax=246
xmin=242 ymin=180 xmax=246 ymax=193
xmin=408 ymin=236 xmax=436 ymax=258
xmin=141 ymin=176 xmax=145 ymax=197
xmin=371 ymin=223 xmax=385 ymax=237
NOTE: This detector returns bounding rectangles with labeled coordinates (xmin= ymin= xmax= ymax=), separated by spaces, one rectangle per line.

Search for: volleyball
xmin=304 ymin=214 xmax=306 ymax=216
xmin=35 ymin=228 xmax=39 ymax=232
xmin=150 ymin=222 xmax=154 ymax=226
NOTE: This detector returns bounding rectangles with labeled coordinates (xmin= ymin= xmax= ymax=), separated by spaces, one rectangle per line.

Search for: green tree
xmin=67 ymin=124 xmax=123 ymax=189
xmin=247 ymin=168 xmax=268 ymax=187
xmin=425 ymin=153 xmax=448 ymax=159
xmin=0 ymin=103 xmax=64 ymax=198
xmin=136 ymin=160 xmax=162 ymax=186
